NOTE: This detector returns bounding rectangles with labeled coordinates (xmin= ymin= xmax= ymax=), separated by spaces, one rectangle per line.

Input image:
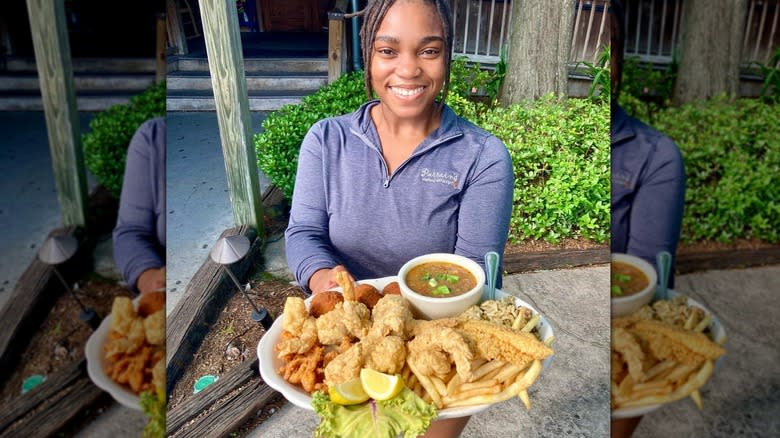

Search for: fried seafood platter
xmin=611 ymin=290 xmax=726 ymax=419
xmin=257 ymin=276 xmax=555 ymax=424
xmin=85 ymin=293 xmax=166 ymax=410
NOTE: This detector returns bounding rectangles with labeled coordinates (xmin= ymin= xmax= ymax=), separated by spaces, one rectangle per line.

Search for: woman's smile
xmin=388 ymin=85 xmax=427 ymax=99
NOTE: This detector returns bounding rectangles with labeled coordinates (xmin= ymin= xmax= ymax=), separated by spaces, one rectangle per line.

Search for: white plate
xmin=611 ymin=289 xmax=726 ymax=419
xmin=84 ymin=295 xmax=142 ymax=410
xmin=257 ymin=276 xmax=555 ymax=420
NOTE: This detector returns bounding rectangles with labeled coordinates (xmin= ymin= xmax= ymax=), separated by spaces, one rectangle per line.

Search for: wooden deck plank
xmin=503 ymin=248 xmax=610 ymax=274
xmin=0 ymin=359 xmax=102 ymax=436
xmin=676 ymin=246 xmax=780 ymax=274
xmin=174 ymin=377 xmax=277 ymax=438
xmin=167 ymin=357 xmax=262 ymax=435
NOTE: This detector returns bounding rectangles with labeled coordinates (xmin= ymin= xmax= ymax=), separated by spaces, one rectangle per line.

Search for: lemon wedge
xmin=360 ymin=368 xmax=403 ymax=401
xmin=329 ymin=377 xmax=369 ymax=405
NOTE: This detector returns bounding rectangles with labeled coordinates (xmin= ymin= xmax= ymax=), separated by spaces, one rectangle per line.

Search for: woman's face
xmin=370 ymin=0 xmax=446 ymax=120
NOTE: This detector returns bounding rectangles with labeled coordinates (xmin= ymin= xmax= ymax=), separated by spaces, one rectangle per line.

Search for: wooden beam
xmin=198 ymin=0 xmax=264 ymax=232
xmin=676 ymin=246 xmax=780 ymax=274
xmin=165 ymin=226 xmax=263 ymax=395
xmin=167 ymin=358 xmax=277 ymax=436
xmin=0 ymin=359 xmax=103 ymax=436
xmin=503 ymin=248 xmax=610 ymax=274
xmin=25 ymin=0 xmax=88 ymax=227
xmin=501 ymin=244 xmax=780 ymax=275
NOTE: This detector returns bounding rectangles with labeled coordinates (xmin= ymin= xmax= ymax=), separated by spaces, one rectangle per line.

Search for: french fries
xmin=406 ymin=357 xmax=545 ymax=410
xmin=611 ymin=296 xmax=724 ymax=411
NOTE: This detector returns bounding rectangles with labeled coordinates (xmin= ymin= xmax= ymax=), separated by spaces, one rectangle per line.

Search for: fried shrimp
xmin=407 ymin=326 xmax=475 ymax=382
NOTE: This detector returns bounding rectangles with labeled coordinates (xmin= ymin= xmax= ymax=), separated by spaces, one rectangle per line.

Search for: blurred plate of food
xmin=258 ymin=275 xmax=555 ymax=424
xmin=611 ymin=289 xmax=726 ymax=419
xmin=85 ymin=292 xmax=166 ymax=410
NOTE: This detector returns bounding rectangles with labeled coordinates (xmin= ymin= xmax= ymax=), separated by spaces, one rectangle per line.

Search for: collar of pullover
xmin=610 ymin=104 xmax=637 ymax=147
xmin=350 ymin=100 xmax=464 ymax=155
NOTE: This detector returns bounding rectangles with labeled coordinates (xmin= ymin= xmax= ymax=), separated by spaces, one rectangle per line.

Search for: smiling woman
xmin=283 ymin=0 xmax=514 ymax=436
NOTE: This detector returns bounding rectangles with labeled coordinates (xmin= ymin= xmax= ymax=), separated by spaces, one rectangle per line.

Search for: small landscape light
xmin=38 ymin=235 xmax=100 ymax=329
xmin=210 ymin=235 xmax=274 ymax=329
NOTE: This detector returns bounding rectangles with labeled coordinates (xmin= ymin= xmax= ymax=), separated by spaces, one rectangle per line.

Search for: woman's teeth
xmin=390 ymin=86 xmax=424 ymax=97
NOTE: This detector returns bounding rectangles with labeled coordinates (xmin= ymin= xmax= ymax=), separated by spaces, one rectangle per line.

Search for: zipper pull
xmin=383 ymin=179 xmax=389 ymax=188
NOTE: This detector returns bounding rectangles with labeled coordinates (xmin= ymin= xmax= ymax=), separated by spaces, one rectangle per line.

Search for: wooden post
xmin=156 ymin=12 xmax=167 ymax=83
xmin=328 ymin=0 xmax=350 ymax=83
xmin=198 ymin=0 xmax=264 ymax=233
xmin=328 ymin=10 xmax=345 ymax=83
xmin=26 ymin=0 xmax=88 ymax=227
xmin=167 ymin=0 xmax=188 ymax=55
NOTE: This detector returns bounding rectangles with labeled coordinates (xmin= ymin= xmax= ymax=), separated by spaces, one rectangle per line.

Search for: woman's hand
xmin=308 ymin=265 xmax=353 ymax=294
xmin=137 ymin=266 xmax=165 ymax=294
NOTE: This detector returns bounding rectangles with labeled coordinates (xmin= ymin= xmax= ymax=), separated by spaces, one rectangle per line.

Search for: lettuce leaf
xmin=140 ymin=391 xmax=165 ymax=438
xmin=312 ymin=388 xmax=437 ymax=438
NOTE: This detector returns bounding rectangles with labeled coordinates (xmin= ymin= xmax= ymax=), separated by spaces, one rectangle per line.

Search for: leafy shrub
xmin=82 ymin=81 xmax=166 ymax=198
xmin=448 ymin=55 xmax=506 ymax=104
xmin=256 ymin=71 xmax=367 ymax=199
xmin=750 ymin=46 xmax=780 ymax=103
xmin=647 ymin=96 xmax=780 ymax=243
xmin=255 ymin=73 xmax=610 ymax=245
xmin=618 ymin=56 xmax=678 ymax=122
xmin=576 ymin=44 xmax=611 ymax=103
xmin=478 ymin=95 xmax=610 ymax=244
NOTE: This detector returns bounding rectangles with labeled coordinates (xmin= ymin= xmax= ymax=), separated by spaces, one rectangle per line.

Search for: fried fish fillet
xmin=612 ymin=327 xmax=646 ymax=382
xmin=456 ymin=319 xmax=553 ymax=370
xmin=408 ymin=318 xmax=461 ymax=337
xmin=631 ymin=319 xmax=725 ymax=364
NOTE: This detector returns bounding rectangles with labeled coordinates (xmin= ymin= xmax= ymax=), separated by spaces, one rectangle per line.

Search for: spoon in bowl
xmin=484 ymin=251 xmax=500 ymax=301
xmin=656 ymin=251 xmax=671 ymax=301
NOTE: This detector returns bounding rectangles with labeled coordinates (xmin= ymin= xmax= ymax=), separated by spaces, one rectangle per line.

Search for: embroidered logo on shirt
xmin=420 ymin=168 xmax=459 ymax=188
xmin=612 ymin=170 xmax=632 ymax=188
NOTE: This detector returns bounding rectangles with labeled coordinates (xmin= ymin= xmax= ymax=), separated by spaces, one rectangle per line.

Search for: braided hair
xmin=359 ymin=0 xmax=454 ymax=106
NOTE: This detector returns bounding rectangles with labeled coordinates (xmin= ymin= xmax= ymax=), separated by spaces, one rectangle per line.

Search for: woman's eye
xmin=420 ymin=49 xmax=440 ymax=56
xmin=377 ymin=48 xmax=395 ymax=56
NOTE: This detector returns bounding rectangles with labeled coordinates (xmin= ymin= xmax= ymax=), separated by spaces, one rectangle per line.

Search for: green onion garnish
xmin=432 ymin=285 xmax=451 ymax=295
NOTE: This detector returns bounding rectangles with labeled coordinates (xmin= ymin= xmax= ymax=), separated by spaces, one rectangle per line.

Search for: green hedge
xmin=635 ymin=96 xmax=780 ymax=243
xmin=256 ymin=71 xmax=366 ymax=198
xmin=478 ymin=96 xmax=610 ymax=244
xmin=255 ymin=73 xmax=610 ymax=245
xmin=82 ymin=81 xmax=166 ymax=198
